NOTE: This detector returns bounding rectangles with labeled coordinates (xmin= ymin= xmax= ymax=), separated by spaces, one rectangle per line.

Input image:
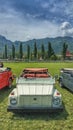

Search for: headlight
xmin=10 ymin=98 xmax=17 ymax=105
xmin=53 ymin=97 xmax=60 ymax=105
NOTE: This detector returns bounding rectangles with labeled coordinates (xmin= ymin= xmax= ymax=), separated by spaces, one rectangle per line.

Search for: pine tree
xmin=4 ymin=44 xmax=7 ymax=59
xmin=62 ymin=42 xmax=68 ymax=60
xmin=47 ymin=42 xmax=55 ymax=59
xmin=12 ymin=44 xmax=15 ymax=59
xmin=41 ymin=43 xmax=45 ymax=59
xmin=34 ymin=42 xmax=37 ymax=60
xmin=19 ymin=43 xmax=23 ymax=59
xmin=27 ymin=44 xmax=30 ymax=60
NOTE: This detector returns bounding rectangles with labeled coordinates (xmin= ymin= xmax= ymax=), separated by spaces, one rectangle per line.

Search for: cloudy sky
xmin=0 ymin=0 xmax=73 ymax=41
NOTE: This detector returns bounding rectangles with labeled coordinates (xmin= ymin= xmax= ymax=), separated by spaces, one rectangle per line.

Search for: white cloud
xmin=0 ymin=9 xmax=61 ymax=41
xmin=41 ymin=2 xmax=49 ymax=9
xmin=60 ymin=22 xmax=71 ymax=30
xmin=63 ymin=28 xmax=73 ymax=37
xmin=60 ymin=22 xmax=73 ymax=37
xmin=1 ymin=6 xmax=73 ymax=42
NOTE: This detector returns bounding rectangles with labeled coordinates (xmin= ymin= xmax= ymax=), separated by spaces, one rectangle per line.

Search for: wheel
xmin=8 ymin=79 xmax=12 ymax=88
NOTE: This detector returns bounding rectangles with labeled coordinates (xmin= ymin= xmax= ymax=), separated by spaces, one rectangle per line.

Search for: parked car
xmin=7 ymin=68 xmax=63 ymax=113
xmin=0 ymin=67 xmax=14 ymax=89
xmin=59 ymin=68 xmax=73 ymax=92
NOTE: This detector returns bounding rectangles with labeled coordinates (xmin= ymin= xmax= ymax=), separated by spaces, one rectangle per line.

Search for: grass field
xmin=0 ymin=62 xmax=73 ymax=130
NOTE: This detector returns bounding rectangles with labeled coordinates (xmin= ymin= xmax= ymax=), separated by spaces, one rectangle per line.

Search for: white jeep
xmin=7 ymin=68 xmax=63 ymax=113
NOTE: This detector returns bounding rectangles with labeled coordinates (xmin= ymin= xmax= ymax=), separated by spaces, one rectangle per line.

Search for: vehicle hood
xmin=16 ymin=77 xmax=55 ymax=84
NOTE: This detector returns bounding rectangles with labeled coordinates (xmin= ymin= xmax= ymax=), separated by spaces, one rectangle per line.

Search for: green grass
xmin=0 ymin=62 xmax=73 ymax=130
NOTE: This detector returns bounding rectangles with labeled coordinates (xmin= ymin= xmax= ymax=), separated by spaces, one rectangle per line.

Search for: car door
xmin=0 ymin=72 xmax=4 ymax=89
xmin=68 ymin=74 xmax=73 ymax=92
xmin=63 ymin=73 xmax=73 ymax=91
xmin=0 ymin=71 xmax=8 ymax=89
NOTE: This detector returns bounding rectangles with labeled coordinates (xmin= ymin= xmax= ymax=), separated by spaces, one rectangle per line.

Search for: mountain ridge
xmin=0 ymin=35 xmax=73 ymax=54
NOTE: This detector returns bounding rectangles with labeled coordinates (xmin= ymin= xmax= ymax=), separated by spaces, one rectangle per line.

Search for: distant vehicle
xmin=0 ymin=67 xmax=14 ymax=89
xmin=59 ymin=68 xmax=73 ymax=92
xmin=7 ymin=68 xmax=63 ymax=113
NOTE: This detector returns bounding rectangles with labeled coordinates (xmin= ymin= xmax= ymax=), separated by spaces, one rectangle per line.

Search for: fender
xmin=59 ymin=76 xmax=63 ymax=82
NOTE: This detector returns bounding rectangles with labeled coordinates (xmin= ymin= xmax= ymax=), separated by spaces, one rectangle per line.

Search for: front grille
xmin=19 ymin=95 xmax=52 ymax=107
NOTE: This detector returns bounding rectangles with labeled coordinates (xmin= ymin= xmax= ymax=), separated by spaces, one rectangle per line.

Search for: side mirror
xmin=54 ymin=74 xmax=58 ymax=80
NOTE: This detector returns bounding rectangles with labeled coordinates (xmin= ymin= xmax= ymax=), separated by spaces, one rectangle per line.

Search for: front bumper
xmin=7 ymin=106 xmax=63 ymax=113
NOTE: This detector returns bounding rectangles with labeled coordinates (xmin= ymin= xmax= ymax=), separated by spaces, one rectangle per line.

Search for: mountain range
xmin=0 ymin=35 xmax=73 ymax=54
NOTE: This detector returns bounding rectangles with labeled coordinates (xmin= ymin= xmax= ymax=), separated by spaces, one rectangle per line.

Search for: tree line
xmin=3 ymin=42 xmax=68 ymax=60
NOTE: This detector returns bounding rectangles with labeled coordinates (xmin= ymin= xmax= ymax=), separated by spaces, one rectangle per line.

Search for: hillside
xmin=0 ymin=35 xmax=73 ymax=54
xmin=0 ymin=35 xmax=13 ymax=54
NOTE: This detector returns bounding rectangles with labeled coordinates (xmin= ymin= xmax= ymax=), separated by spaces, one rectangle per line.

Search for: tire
xmin=8 ymin=78 xmax=12 ymax=88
